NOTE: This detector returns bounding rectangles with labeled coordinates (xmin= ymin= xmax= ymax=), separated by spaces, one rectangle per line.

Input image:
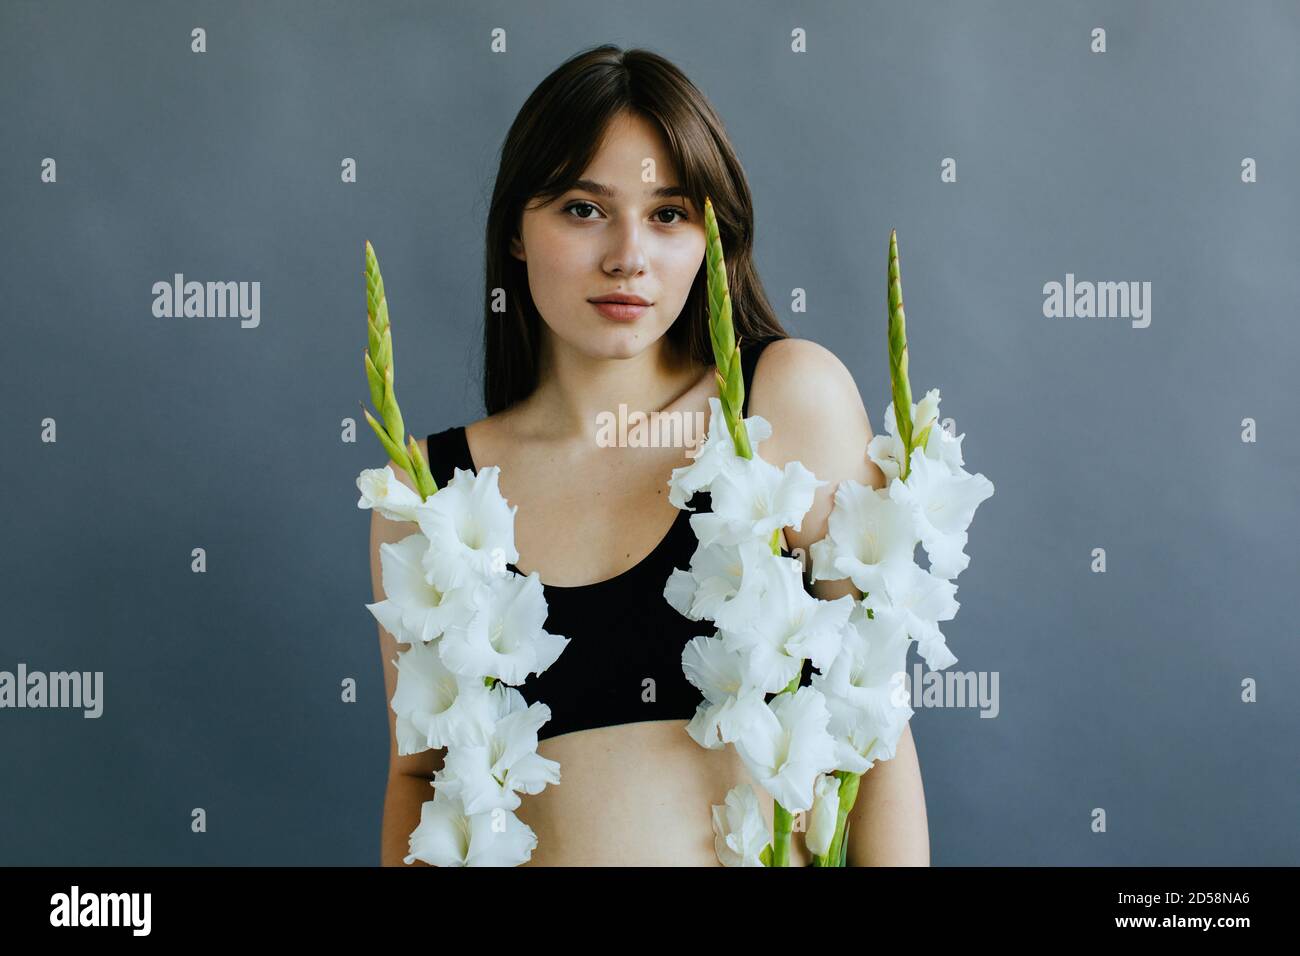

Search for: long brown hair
xmin=481 ymin=43 xmax=788 ymax=414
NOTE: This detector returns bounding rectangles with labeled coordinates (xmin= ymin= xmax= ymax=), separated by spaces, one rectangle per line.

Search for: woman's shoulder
xmin=746 ymin=335 xmax=873 ymax=461
xmin=748 ymin=336 xmax=863 ymax=412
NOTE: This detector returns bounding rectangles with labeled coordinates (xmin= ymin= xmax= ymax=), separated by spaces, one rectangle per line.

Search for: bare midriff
xmin=513 ymin=718 xmax=813 ymax=867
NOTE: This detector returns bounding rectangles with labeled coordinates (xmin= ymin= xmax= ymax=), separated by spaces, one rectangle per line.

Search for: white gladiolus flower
xmin=812 ymin=603 xmax=915 ymax=772
xmin=733 ymin=686 xmax=840 ymax=813
xmin=858 ymin=559 xmax=961 ymax=670
xmin=438 ymin=571 xmax=569 ymax=685
xmin=917 ymin=408 xmax=969 ymax=479
xmin=681 ymin=634 xmax=771 ymax=749
xmin=416 ymin=466 xmax=520 ymax=590
xmin=808 ymin=479 xmax=919 ymax=592
xmin=824 ymin=690 xmax=909 ymax=774
xmin=806 ymin=774 xmax=841 ymax=857
xmin=711 ymin=783 xmax=770 ymax=867
xmin=390 ymin=638 xmax=498 ymax=753
xmin=867 ymin=389 xmax=949 ymax=483
xmin=433 ymin=684 xmax=561 ymax=814
xmin=403 ymin=789 xmax=538 ymax=867
xmin=366 ymin=533 xmax=481 ymax=645
xmin=664 ymin=537 xmax=788 ymax=632
xmin=888 ymin=446 xmax=994 ymax=581
xmin=720 ymin=558 xmax=853 ymax=694
xmin=866 ymin=407 xmax=908 ymax=483
xmin=689 ymin=454 xmax=826 ymax=548
xmin=913 ymin=388 xmax=942 ymax=432
xmin=667 ymin=397 xmax=773 ymax=510
xmin=356 ymin=464 xmax=426 ymax=523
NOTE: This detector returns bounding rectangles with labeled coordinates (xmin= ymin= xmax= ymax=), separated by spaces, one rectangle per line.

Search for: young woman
xmin=370 ymin=44 xmax=930 ymax=866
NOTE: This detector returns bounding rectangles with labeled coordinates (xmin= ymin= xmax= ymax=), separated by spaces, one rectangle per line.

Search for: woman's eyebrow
xmin=571 ymin=178 xmax=689 ymax=200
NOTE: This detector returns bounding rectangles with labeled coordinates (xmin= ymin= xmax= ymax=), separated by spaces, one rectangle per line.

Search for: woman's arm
xmin=843 ymin=723 xmax=930 ymax=865
xmin=748 ymin=337 xmax=931 ymax=866
xmin=381 ymin=771 xmax=436 ymax=867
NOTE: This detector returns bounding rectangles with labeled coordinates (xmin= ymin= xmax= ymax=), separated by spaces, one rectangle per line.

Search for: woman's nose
xmin=602 ymin=220 xmax=648 ymax=275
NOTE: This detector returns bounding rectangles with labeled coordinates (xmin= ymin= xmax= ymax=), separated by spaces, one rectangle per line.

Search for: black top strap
xmin=739 ymin=338 xmax=777 ymax=418
xmin=424 ymin=426 xmax=473 ymax=486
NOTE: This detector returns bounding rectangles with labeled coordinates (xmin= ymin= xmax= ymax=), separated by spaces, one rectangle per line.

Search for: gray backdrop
xmin=2 ymin=0 xmax=1296 ymax=865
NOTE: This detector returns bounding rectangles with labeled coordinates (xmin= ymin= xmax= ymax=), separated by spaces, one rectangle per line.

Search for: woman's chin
xmin=579 ymin=324 xmax=662 ymax=359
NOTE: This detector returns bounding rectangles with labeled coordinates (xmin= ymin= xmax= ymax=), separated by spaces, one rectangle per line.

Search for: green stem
xmin=703 ymin=197 xmax=752 ymax=461
xmin=771 ymin=801 xmax=793 ymax=866
xmin=886 ymin=229 xmax=915 ymax=482
xmin=362 ymin=239 xmax=439 ymax=500
xmin=822 ymin=771 xmax=861 ymax=866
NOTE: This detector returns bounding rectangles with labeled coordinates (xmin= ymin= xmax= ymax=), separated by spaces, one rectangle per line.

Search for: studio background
xmin=2 ymin=0 xmax=1296 ymax=865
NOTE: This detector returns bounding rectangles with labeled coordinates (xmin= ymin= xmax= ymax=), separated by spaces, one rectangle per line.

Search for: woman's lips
xmin=590 ymin=300 xmax=650 ymax=322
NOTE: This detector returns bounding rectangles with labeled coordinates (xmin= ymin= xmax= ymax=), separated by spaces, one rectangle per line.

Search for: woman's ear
xmin=509 ymin=234 xmax=526 ymax=262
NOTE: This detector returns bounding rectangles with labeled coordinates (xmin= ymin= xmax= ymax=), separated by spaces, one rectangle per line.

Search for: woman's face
xmin=510 ymin=110 xmax=706 ymax=360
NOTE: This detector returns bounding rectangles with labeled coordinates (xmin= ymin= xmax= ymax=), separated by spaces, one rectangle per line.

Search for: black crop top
xmin=424 ymin=338 xmax=813 ymax=741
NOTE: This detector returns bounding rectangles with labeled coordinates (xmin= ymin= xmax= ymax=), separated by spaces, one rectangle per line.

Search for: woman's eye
xmin=563 ymin=201 xmax=688 ymax=224
xmin=655 ymin=207 xmax=689 ymax=224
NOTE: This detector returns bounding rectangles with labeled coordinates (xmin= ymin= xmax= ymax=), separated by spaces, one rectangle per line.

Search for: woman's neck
xmin=518 ymin=334 xmax=706 ymax=443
